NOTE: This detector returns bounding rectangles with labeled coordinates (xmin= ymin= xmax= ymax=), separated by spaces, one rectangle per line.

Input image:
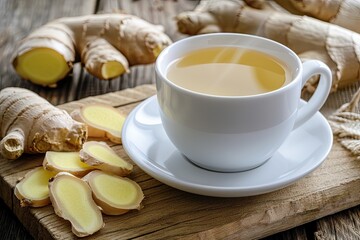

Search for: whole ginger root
xmin=284 ymin=0 xmax=360 ymax=34
xmin=0 ymin=88 xmax=87 ymax=160
xmin=13 ymin=13 xmax=172 ymax=87
xmin=176 ymin=0 xmax=360 ymax=93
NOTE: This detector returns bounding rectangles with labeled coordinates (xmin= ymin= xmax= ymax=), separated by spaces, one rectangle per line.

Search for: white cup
xmin=155 ymin=33 xmax=332 ymax=172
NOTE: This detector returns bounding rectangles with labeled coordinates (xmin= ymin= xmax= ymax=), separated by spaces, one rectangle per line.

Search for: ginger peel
xmin=0 ymin=87 xmax=87 ymax=160
xmin=71 ymin=104 xmax=125 ymax=144
xmin=14 ymin=167 xmax=57 ymax=207
xmin=80 ymin=141 xmax=133 ymax=176
xmin=12 ymin=13 xmax=172 ymax=87
xmin=83 ymin=170 xmax=144 ymax=215
xmin=176 ymin=0 xmax=360 ymax=93
xmin=49 ymin=172 xmax=104 ymax=237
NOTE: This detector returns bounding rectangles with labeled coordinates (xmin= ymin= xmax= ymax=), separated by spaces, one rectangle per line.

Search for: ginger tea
xmin=166 ymin=47 xmax=290 ymax=96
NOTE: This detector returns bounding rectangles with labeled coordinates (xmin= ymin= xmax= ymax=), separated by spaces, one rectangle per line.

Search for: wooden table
xmin=1 ymin=0 xmax=360 ymax=239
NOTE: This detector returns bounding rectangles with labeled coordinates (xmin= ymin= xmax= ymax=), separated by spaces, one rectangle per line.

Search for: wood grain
xmin=0 ymin=84 xmax=360 ymax=239
xmin=0 ymin=0 xmax=197 ymax=105
xmin=315 ymin=207 xmax=360 ymax=240
xmin=0 ymin=0 xmax=97 ymax=105
xmin=2 ymin=0 xmax=360 ymax=239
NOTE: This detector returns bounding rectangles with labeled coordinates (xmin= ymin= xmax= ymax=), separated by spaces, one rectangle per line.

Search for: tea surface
xmin=166 ymin=47 xmax=289 ymax=96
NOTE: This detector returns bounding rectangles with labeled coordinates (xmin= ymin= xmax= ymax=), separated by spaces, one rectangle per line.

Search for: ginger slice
xmin=43 ymin=151 xmax=94 ymax=177
xmin=83 ymin=170 xmax=144 ymax=215
xmin=49 ymin=172 xmax=104 ymax=237
xmin=71 ymin=104 xmax=125 ymax=143
xmin=14 ymin=167 xmax=57 ymax=207
xmin=80 ymin=141 xmax=133 ymax=176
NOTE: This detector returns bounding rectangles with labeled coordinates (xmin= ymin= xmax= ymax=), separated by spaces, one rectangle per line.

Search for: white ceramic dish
xmin=122 ymin=96 xmax=333 ymax=197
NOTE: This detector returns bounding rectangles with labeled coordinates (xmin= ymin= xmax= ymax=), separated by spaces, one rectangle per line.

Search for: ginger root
xmin=283 ymin=0 xmax=360 ymax=34
xmin=83 ymin=170 xmax=144 ymax=215
xmin=80 ymin=141 xmax=133 ymax=176
xmin=49 ymin=172 xmax=104 ymax=237
xmin=14 ymin=167 xmax=56 ymax=207
xmin=0 ymin=88 xmax=87 ymax=160
xmin=43 ymin=151 xmax=94 ymax=177
xmin=71 ymin=104 xmax=125 ymax=144
xmin=13 ymin=13 xmax=172 ymax=87
xmin=176 ymin=0 xmax=360 ymax=93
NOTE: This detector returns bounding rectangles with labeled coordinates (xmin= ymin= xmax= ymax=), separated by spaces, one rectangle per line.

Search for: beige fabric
xmin=326 ymin=82 xmax=360 ymax=157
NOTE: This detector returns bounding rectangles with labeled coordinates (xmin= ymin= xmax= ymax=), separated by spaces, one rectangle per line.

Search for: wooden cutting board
xmin=1 ymin=84 xmax=360 ymax=240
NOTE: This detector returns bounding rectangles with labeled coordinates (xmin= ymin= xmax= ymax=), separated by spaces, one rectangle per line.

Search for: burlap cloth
xmin=312 ymin=81 xmax=360 ymax=157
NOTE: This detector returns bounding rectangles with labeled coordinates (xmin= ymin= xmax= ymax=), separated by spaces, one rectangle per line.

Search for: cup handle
xmin=293 ymin=60 xmax=332 ymax=129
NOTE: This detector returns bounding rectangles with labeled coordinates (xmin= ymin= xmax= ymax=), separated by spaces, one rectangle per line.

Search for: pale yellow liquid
xmin=166 ymin=47 xmax=289 ymax=96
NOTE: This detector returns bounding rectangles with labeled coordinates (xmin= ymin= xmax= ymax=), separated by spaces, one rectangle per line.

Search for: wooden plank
xmin=314 ymin=207 xmax=360 ymax=240
xmin=309 ymin=82 xmax=360 ymax=240
xmin=1 ymin=84 xmax=360 ymax=239
xmin=0 ymin=0 xmax=96 ymax=239
xmin=2 ymin=0 xmax=360 ymax=239
xmin=0 ymin=199 xmax=30 ymax=240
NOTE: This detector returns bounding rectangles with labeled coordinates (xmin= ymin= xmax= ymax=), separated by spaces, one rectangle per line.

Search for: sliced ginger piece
xmin=71 ymin=104 xmax=125 ymax=143
xmin=83 ymin=170 xmax=144 ymax=215
xmin=80 ymin=141 xmax=133 ymax=176
xmin=14 ymin=48 xmax=70 ymax=87
xmin=14 ymin=167 xmax=57 ymax=207
xmin=43 ymin=151 xmax=94 ymax=177
xmin=49 ymin=172 xmax=104 ymax=237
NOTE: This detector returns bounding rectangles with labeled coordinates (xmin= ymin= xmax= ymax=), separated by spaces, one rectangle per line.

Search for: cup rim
xmin=155 ymin=33 xmax=302 ymax=99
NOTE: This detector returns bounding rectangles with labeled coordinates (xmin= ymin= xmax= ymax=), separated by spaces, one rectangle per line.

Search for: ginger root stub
xmin=12 ymin=13 xmax=172 ymax=87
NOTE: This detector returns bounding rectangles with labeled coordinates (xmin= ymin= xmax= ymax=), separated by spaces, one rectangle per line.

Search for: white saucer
xmin=122 ymin=96 xmax=333 ymax=197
